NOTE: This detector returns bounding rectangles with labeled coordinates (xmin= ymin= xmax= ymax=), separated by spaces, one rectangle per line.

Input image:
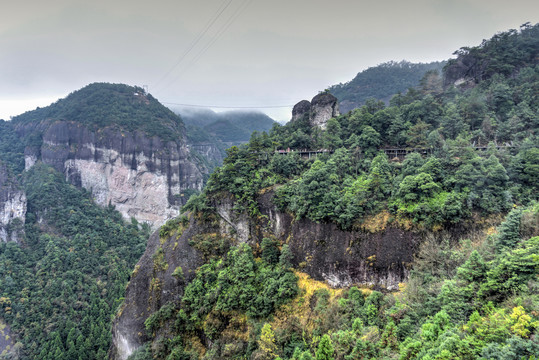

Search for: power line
xmin=152 ymin=0 xmax=234 ymax=90
xmin=162 ymin=101 xmax=293 ymax=109
xmin=156 ymin=0 xmax=253 ymax=93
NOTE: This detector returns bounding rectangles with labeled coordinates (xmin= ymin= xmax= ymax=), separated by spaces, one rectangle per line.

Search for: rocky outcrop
xmin=16 ymin=120 xmax=204 ymax=228
xmin=291 ymin=93 xmax=340 ymax=129
xmin=111 ymin=190 xmax=416 ymax=358
xmin=110 ymin=217 xmax=206 ymax=360
xmin=291 ymin=100 xmax=312 ymax=122
xmin=0 ymin=162 xmax=26 ymax=243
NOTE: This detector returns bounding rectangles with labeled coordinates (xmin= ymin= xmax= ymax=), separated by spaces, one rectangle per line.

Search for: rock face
xmin=0 ymin=162 xmax=26 ymax=243
xmin=310 ymin=93 xmax=340 ymax=129
xmin=291 ymin=100 xmax=312 ymax=122
xmin=110 ymin=190 xmax=415 ymax=358
xmin=110 ymin=217 xmax=206 ymax=360
xmin=291 ymin=93 xmax=340 ymax=129
xmin=189 ymin=142 xmax=224 ymax=169
xmin=16 ymin=120 xmax=204 ymax=228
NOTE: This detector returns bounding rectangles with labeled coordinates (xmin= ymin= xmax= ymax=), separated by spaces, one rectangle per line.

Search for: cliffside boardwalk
xmin=272 ymin=144 xmax=515 ymax=160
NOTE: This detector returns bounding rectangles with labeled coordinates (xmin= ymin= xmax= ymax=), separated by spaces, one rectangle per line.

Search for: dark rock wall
xmin=111 ymin=190 xmax=418 ymax=358
xmin=15 ymin=120 xmax=204 ymax=227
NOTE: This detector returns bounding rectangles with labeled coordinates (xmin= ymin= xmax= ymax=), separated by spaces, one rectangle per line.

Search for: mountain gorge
xmin=0 ymin=23 xmax=538 ymax=360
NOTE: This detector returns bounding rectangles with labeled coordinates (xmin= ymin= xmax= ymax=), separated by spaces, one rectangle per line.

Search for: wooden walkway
xmin=272 ymin=144 xmax=514 ymax=160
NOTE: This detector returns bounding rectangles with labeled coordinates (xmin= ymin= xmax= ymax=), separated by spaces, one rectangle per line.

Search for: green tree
xmin=316 ymin=334 xmax=335 ymax=360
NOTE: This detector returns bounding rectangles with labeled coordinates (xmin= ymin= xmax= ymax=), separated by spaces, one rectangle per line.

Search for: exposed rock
xmin=16 ymin=120 xmax=204 ymax=228
xmin=290 ymin=93 xmax=340 ymax=129
xmin=189 ymin=142 xmax=224 ymax=169
xmin=111 ymin=190 xmax=417 ymax=358
xmin=291 ymin=100 xmax=311 ymax=122
xmin=0 ymin=162 xmax=26 ymax=243
xmin=310 ymin=93 xmax=340 ymax=129
xmin=110 ymin=217 xmax=206 ymax=360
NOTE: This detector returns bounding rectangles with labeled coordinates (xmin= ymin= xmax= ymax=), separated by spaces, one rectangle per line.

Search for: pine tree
xmin=316 ymin=334 xmax=334 ymax=360
xmin=496 ymin=208 xmax=522 ymax=251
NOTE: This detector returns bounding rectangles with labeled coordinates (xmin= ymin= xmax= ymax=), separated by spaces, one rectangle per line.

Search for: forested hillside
xmin=328 ymin=61 xmax=446 ymax=113
xmin=12 ymin=83 xmax=185 ymax=142
xmin=179 ymin=108 xmax=276 ymax=146
xmin=0 ymin=164 xmax=149 ymax=359
xmin=127 ymin=24 xmax=539 ymax=360
xmin=0 ymin=83 xmax=200 ymax=359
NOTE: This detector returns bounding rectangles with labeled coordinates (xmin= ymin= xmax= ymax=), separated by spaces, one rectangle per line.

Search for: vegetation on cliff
xmin=137 ymin=24 xmax=539 ymax=359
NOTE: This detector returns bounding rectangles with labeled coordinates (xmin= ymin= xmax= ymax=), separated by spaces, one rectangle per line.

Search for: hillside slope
xmin=112 ymin=24 xmax=539 ymax=360
xmin=328 ymin=60 xmax=446 ymax=113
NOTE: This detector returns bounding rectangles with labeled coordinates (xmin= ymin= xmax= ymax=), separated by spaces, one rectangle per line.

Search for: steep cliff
xmin=0 ymin=162 xmax=26 ymax=243
xmin=110 ymin=190 xmax=417 ymax=359
xmin=11 ymin=83 xmax=206 ymax=227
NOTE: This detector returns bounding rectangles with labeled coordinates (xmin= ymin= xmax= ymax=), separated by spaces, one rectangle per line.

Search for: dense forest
xmin=0 ymin=164 xmax=149 ymax=359
xmin=0 ymin=23 xmax=537 ymax=360
xmin=11 ymin=83 xmax=186 ymax=142
xmin=134 ymin=24 xmax=539 ymax=360
xmin=327 ymin=61 xmax=446 ymax=113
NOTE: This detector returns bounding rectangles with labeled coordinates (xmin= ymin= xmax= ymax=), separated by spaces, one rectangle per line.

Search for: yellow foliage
xmin=270 ymin=272 xmax=372 ymax=339
xmin=185 ymin=335 xmax=206 ymax=358
xmin=258 ymin=186 xmax=274 ymax=195
xmin=258 ymin=323 xmax=277 ymax=359
xmin=486 ymin=226 xmax=498 ymax=236
xmin=359 ymin=211 xmax=391 ymax=233
xmin=221 ymin=312 xmax=249 ymax=343
xmin=510 ymin=306 xmax=537 ymax=338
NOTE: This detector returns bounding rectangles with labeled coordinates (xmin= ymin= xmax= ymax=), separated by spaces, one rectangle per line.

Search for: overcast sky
xmin=1 ymin=0 xmax=537 ymax=122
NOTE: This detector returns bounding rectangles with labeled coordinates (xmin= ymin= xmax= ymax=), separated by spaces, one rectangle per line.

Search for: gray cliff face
xmin=291 ymin=100 xmax=312 ymax=122
xmin=291 ymin=93 xmax=340 ymax=129
xmin=17 ymin=120 xmax=204 ymax=228
xmin=189 ymin=142 xmax=224 ymax=167
xmin=0 ymin=163 xmax=26 ymax=243
xmin=110 ymin=217 xmax=206 ymax=360
xmin=111 ymin=191 xmax=415 ymax=358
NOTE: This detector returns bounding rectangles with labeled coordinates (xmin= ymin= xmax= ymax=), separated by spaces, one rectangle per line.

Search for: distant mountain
xmin=328 ymin=60 xmax=446 ymax=113
xmin=177 ymin=108 xmax=277 ymax=144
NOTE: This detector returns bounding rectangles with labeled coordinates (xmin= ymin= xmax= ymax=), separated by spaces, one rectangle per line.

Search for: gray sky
xmin=1 ymin=0 xmax=537 ymax=122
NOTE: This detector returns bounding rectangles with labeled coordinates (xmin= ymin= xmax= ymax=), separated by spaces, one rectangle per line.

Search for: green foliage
xmin=0 ymin=164 xmax=148 ymax=359
xmin=328 ymin=60 xmax=446 ymax=112
xmin=135 ymin=24 xmax=539 ymax=360
xmin=479 ymin=236 xmax=539 ymax=301
xmin=0 ymin=120 xmax=25 ymax=174
xmin=315 ymin=334 xmax=334 ymax=360
xmin=143 ymin=243 xmax=298 ymax=358
xmin=12 ymin=83 xmax=185 ymax=142
xmin=496 ymin=208 xmax=523 ymax=250
xmin=199 ymin=25 xmax=539 ymax=230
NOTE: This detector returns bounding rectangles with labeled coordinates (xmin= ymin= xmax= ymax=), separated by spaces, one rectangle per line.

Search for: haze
xmin=1 ymin=0 xmax=537 ymax=122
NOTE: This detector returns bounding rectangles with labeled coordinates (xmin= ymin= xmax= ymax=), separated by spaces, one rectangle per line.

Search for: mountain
xmin=178 ymin=108 xmax=277 ymax=144
xmin=10 ymin=83 xmax=212 ymax=227
xmin=328 ymin=60 xmax=446 ymax=113
xmin=111 ymin=24 xmax=539 ymax=360
xmin=0 ymin=83 xmax=224 ymax=359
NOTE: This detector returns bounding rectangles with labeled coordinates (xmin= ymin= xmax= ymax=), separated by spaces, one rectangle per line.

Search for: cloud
xmin=1 ymin=0 xmax=537 ymax=121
